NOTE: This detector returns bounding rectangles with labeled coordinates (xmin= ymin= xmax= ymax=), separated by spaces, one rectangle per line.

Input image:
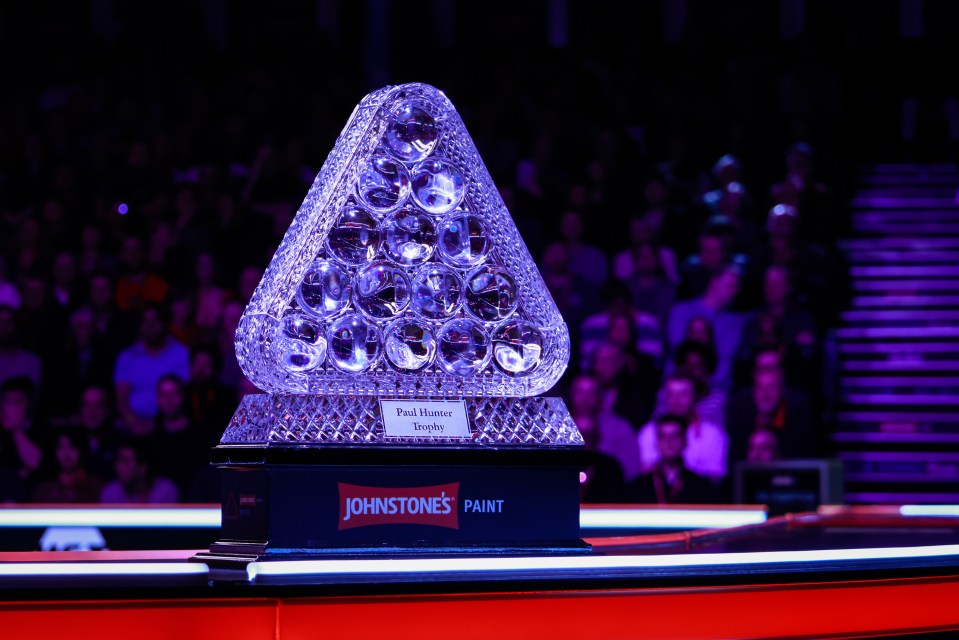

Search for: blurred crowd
xmin=0 ymin=10 xmax=853 ymax=505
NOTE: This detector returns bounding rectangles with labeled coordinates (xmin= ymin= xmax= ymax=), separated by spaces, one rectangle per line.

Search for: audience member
xmin=663 ymin=340 xmax=726 ymax=428
xmin=0 ymin=305 xmax=41 ymax=389
xmin=668 ymin=268 xmax=744 ymax=391
xmin=100 ymin=439 xmax=179 ymax=504
xmin=556 ymin=210 xmax=609 ymax=287
xmin=114 ymin=305 xmax=190 ymax=435
xmin=0 ymin=378 xmax=44 ymax=482
xmin=638 ymin=374 xmax=728 ymax=482
xmin=726 ymin=365 xmax=817 ymax=464
xmin=629 ymin=415 xmax=716 ymax=504
xmin=569 ymin=374 xmax=641 ymax=482
xmin=75 ymin=385 xmax=119 ymax=480
xmin=31 ymin=429 xmax=104 ymax=503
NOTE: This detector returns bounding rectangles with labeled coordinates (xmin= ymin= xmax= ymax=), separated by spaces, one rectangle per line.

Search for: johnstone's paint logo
xmin=338 ymin=482 xmax=459 ymax=530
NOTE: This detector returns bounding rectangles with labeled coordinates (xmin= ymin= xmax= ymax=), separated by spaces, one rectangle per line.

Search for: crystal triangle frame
xmin=235 ymin=83 xmax=569 ymax=399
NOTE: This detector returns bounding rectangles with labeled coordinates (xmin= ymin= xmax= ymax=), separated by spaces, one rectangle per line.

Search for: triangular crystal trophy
xmin=202 ymin=84 xmax=588 ymax=570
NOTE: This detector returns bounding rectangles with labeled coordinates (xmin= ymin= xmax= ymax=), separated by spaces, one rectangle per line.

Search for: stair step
xmin=850 ymin=266 xmax=959 ymax=278
xmin=842 ymin=310 xmax=959 ymax=322
xmin=853 ymin=210 xmax=959 ymax=222
xmin=838 ymin=410 xmax=959 ymax=422
xmin=839 ymin=343 xmax=959 ymax=354
xmin=852 ymin=280 xmax=959 ymax=291
xmin=839 ymin=360 xmax=959 ymax=372
xmin=845 ymin=250 xmax=959 ymax=264
xmin=851 ymin=295 xmax=959 ymax=307
xmin=840 ymin=376 xmax=959 ymax=387
xmin=853 ymin=222 xmax=959 ymax=234
xmin=841 ymin=237 xmax=959 ymax=250
xmin=851 ymin=197 xmax=958 ymax=209
xmin=833 ymin=433 xmax=959 ymax=444
xmin=837 ymin=327 xmax=959 ymax=339
xmin=842 ymin=393 xmax=959 ymax=405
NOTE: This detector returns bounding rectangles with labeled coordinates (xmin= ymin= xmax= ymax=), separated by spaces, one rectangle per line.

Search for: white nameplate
xmin=380 ymin=400 xmax=471 ymax=439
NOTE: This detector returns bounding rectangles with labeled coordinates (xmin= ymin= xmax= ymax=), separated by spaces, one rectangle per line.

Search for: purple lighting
xmin=117 ymin=203 xmax=129 ymax=215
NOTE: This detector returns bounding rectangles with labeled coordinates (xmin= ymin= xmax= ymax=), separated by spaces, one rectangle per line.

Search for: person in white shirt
xmin=638 ymin=374 xmax=728 ymax=482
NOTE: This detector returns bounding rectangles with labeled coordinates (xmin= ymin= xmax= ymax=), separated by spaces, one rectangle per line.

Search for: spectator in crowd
xmin=0 ymin=377 xmax=44 ymax=483
xmin=152 ymin=374 xmax=204 ymax=493
xmin=75 ymin=385 xmax=119 ymax=480
xmin=87 ymin=272 xmax=133 ymax=352
xmin=556 ymin=210 xmax=609 ymax=287
xmin=186 ymin=344 xmax=236 ymax=445
xmin=677 ymin=222 xmax=750 ymax=302
xmin=100 ymin=439 xmax=179 ymax=504
xmin=580 ymin=280 xmax=663 ymax=373
xmin=541 ymin=243 xmax=600 ymax=357
xmin=621 ymin=242 xmax=676 ymax=329
xmin=0 ymin=305 xmax=41 ymax=389
xmin=638 ymin=374 xmax=728 ymax=482
xmin=589 ymin=341 xmax=656 ymax=429
xmin=629 ymin=415 xmax=716 ymax=505
xmin=114 ymin=305 xmax=190 ymax=435
xmin=726 ymin=361 xmax=817 ymax=464
xmin=746 ymin=428 xmax=781 ymax=463
xmin=661 ymin=340 xmax=726 ymax=428
xmin=613 ymin=217 xmax=677 ymax=287
xmin=115 ymin=235 xmax=170 ymax=313
xmin=569 ymin=374 xmax=641 ymax=483
xmin=668 ymin=267 xmax=745 ymax=391
xmin=31 ymin=429 xmax=104 ymax=503
xmin=43 ymin=306 xmax=115 ymax=422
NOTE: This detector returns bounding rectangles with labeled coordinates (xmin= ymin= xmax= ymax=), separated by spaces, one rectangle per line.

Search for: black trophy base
xmin=194 ymin=445 xmax=591 ymax=579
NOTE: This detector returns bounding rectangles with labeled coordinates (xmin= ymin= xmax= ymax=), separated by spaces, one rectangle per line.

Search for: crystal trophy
xmin=200 ymin=84 xmax=587 ymax=572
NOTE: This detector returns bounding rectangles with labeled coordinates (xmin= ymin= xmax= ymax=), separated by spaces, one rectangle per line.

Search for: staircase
xmin=835 ymin=163 xmax=959 ymax=504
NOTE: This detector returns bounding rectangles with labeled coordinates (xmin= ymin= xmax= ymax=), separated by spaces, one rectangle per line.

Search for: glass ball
xmin=326 ymin=206 xmax=381 ymax=266
xmin=353 ymin=261 xmax=411 ymax=320
xmin=492 ymin=320 xmax=543 ymax=376
xmin=296 ymin=259 xmax=351 ymax=319
xmin=328 ymin=313 xmax=382 ymax=373
xmin=411 ymin=264 xmax=462 ymax=321
xmin=436 ymin=318 xmax=491 ymax=376
xmin=385 ymin=319 xmax=436 ymax=371
xmin=464 ymin=266 xmax=518 ymax=322
xmin=437 ymin=212 xmax=489 ymax=268
xmin=276 ymin=314 xmax=327 ymax=372
xmin=383 ymin=102 xmax=438 ymax=163
xmin=357 ymin=154 xmax=410 ymax=212
xmin=411 ymin=159 xmax=465 ymax=215
xmin=382 ymin=207 xmax=436 ymax=266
